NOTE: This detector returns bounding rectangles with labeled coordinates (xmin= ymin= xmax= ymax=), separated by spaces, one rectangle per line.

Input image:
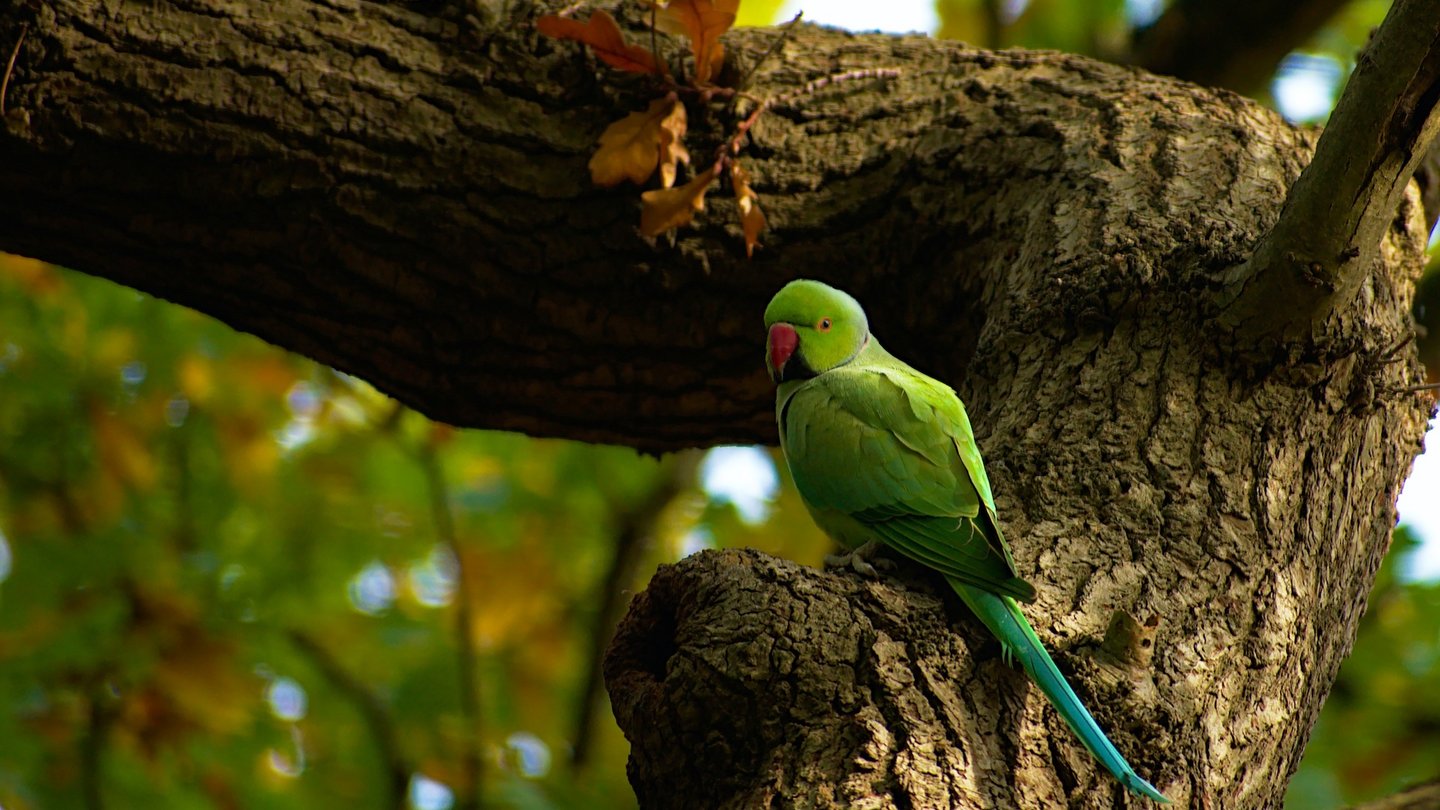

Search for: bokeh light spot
xmin=267 ymin=676 xmax=308 ymax=722
xmin=701 ymin=446 xmax=779 ymax=524
xmin=409 ymin=775 xmax=454 ymax=810
xmin=348 ymin=561 xmax=395 ymax=615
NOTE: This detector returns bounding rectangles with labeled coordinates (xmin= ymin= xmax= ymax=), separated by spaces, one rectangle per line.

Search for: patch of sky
xmin=776 ymin=0 xmax=936 ymax=34
xmin=409 ymin=776 xmax=454 ymax=810
xmin=409 ymin=546 xmax=458 ymax=608
xmin=505 ymin=732 xmax=552 ymax=778
xmin=1399 ymin=415 xmax=1440 ymax=581
xmin=287 ymin=380 xmax=321 ymax=419
xmin=701 ymin=446 xmax=779 ymax=524
xmin=276 ymin=380 xmax=321 ymax=451
xmin=267 ymin=676 xmax=308 ymax=722
xmin=1272 ymin=53 xmax=1343 ymax=123
xmin=120 ymin=360 xmax=147 ymax=387
xmin=0 ymin=527 xmax=10 ymax=584
xmin=679 ymin=526 xmax=716 ymax=559
xmin=348 ymin=561 xmax=396 ymax=615
xmin=1000 ymin=0 xmax=1028 ymax=25
xmin=1126 ymin=0 xmax=1164 ymax=28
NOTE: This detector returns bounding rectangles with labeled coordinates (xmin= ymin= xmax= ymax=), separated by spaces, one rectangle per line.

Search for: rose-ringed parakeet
xmin=764 ymin=279 xmax=1169 ymax=803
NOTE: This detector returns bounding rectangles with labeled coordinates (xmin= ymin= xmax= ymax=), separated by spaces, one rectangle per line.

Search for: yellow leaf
xmin=730 ymin=161 xmax=766 ymax=258
xmin=640 ymin=168 xmax=717 ymax=236
xmin=589 ymin=97 xmax=690 ymax=188
xmin=91 ymin=405 xmax=157 ymax=490
xmin=179 ymin=355 xmax=214 ymax=404
xmin=0 ymin=254 xmax=64 ymax=295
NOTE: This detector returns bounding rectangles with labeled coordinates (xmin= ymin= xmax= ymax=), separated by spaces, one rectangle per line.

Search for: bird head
xmin=763 ymin=279 xmax=869 ymax=384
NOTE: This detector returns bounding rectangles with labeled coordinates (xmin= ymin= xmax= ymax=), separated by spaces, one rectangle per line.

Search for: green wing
xmin=782 ymin=362 xmax=1036 ymax=602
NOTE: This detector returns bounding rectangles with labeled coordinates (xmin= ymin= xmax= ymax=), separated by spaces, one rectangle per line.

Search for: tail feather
xmin=951 ymin=578 xmax=1171 ymax=804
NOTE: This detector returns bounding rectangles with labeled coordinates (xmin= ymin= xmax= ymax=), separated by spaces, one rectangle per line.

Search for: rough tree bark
xmin=0 ymin=1 xmax=1434 ymax=808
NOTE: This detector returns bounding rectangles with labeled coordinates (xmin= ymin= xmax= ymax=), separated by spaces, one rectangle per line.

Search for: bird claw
xmin=824 ymin=541 xmax=894 ymax=578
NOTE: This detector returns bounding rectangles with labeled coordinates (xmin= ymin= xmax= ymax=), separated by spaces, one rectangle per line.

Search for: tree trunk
xmin=1 ymin=1 xmax=1433 ymax=807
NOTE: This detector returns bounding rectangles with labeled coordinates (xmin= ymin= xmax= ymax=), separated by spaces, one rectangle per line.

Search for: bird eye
xmin=818 ymin=317 xmax=832 ymax=332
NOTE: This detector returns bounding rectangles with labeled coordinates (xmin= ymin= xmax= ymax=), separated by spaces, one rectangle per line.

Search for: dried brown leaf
xmin=590 ymin=97 xmax=689 ymax=187
xmin=730 ymin=161 xmax=765 ymax=258
xmin=640 ymin=167 xmax=717 ymax=236
xmin=654 ymin=0 xmax=738 ymax=84
xmin=537 ymin=10 xmax=666 ymax=75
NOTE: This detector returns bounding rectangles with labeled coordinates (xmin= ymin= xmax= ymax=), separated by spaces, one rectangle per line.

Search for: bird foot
xmin=824 ymin=540 xmax=895 ymax=578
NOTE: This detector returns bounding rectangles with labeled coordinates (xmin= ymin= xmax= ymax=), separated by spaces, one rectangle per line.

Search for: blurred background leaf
xmin=0 ymin=258 xmax=827 ymax=809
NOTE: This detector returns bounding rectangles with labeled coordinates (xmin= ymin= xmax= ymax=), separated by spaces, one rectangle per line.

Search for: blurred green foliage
xmin=1285 ymin=527 xmax=1440 ymax=808
xmin=0 ymin=256 xmax=830 ymax=809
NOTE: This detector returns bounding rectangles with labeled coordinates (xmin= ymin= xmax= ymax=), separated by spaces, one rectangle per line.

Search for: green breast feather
xmin=780 ymin=361 xmax=1036 ymax=603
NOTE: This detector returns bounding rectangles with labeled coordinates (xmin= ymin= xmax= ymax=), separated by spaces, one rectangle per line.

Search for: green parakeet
xmin=764 ymin=279 xmax=1169 ymax=803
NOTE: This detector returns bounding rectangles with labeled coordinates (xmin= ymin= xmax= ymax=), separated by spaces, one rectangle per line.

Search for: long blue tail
xmin=952 ymin=579 xmax=1170 ymax=803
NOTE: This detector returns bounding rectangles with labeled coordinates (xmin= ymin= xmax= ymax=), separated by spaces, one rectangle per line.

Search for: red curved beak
xmin=768 ymin=323 xmax=798 ymax=381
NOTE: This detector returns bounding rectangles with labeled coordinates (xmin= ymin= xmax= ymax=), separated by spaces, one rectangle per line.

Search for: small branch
xmin=1132 ymin=0 xmax=1348 ymax=94
xmin=1217 ymin=0 xmax=1440 ymax=353
xmin=570 ymin=450 xmax=699 ymax=770
xmin=980 ymin=0 xmax=1004 ymax=49
xmin=769 ymin=67 xmax=903 ymax=109
xmin=80 ymin=679 xmax=115 ymax=810
xmin=288 ymin=629 xmax=410 ymax=810
xmin=1347 ymin=778 xmax=1440 ymax=810
xmin=1 ymin=23 xmax=26 ymax=117
xmin=739 ymin=12 xmax=802 ymax=90
xmin=417 ymin=441 xmax=483 ymax=810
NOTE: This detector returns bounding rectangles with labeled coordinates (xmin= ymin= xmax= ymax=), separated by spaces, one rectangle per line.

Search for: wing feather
xmin=781 ymin=360 xmax=1035 ymax=602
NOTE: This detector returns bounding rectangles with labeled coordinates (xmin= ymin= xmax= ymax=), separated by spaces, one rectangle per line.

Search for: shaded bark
xmin=0 ymin=2 xmax=1435 ymax=807
xmin=1218 ymin=0 xmax=1440 ymax=357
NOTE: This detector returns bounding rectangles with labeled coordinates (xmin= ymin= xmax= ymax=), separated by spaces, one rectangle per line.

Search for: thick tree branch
xmin=1133 ymin=0 xmax=1348 ymax=94
xmin=1 ymin=0 xmax=1408 ymax=451
xmin=1218 ymin=0 xmax=1440 ymax=353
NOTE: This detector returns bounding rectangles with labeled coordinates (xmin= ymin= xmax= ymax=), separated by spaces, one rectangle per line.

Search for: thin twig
xmin=739 ymin=12 xmax=803 ymax=90
xmin=1382 ymin=333 xmax=1416 ymax=361
xmin=769 ymin=67 xmax=902 ymax=109
xmin=418 ymin=442 xmax=483 ymax=810
xmin=289 ymin=629 xmax=410 ymax=810
xmin=650 ymin=1 xmax=659 ymax=79
xmin=0 ymin=23 xmax=26 ymax=117
xmin=570 ymin=451 xmax=699 ymax=770
xmin=80 ymin=677 xmax=115 ymax=810
xmin=979 ymin=0 xmax=1004 ymax=48
xmin=1397 ymin=382 xmax=1440 ymax=394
